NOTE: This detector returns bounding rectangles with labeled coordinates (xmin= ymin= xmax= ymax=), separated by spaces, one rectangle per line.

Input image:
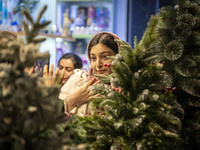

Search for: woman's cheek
xmin=91 ymin=63 xmax=95 ymax=70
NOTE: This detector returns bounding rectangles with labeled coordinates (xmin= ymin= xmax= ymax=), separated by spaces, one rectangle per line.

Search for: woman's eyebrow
xmin=90 ymin=51 xmax=111 ymax=55
xmin=59 ymin=65 xmax=73 ymax=69
xmin=65 ymin=66 xmax=72 ymax=68
xmin=101 ymin=51 xmax=111 ymax=55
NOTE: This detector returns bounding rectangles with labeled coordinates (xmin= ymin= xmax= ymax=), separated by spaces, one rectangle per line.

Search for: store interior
xmin=1 ymin=1 xmax=200 ymax=149
xmin=0 ymin=0 xmax=173 ymax=71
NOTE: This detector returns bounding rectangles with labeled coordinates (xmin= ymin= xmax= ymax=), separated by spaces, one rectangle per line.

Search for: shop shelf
xmin=10 ymin=31 xmax=76 ymax=42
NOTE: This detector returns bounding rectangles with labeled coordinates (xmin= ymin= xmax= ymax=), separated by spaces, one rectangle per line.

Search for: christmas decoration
xmin=0 ymin=0 xmax=199 ymax=149
xmin=0 ymin=6 xmax=80 ymax=150
xmin=68 ymin=37 xmax=184 ymax=149
xmin=65 ymin=0 xmax=200 ymax=149
xmin=150 ymin=0 xmax=200 ymax=149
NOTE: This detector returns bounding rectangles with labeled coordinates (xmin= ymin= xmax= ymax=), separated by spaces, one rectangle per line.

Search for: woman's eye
xmin=102 ymin=55 xmax=108 ymax=59
xmin=91 ymin=57 xmax=96 ymax=60
xmin=66 ymin=69 xmax=73 ymax=72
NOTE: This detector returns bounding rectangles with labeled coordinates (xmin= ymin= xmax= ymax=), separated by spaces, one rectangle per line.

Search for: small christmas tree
xmin=0 ymin=6 xmax=74 ymax=150
xmin=68 ymin=38 xmax=184 ymax=149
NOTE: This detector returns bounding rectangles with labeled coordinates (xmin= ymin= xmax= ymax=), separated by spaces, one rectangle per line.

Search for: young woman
xmin=59 ymin=32 xmax=120 ymax=116
xmin=43 ymin=53 xmax=83 ymax=86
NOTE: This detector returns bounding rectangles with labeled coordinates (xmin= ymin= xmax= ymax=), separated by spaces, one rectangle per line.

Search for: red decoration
xmin=104 ymin=63 xmax=111 ymax=67
xmin=96 ymin=111 xmax=100 ymax=114
xmin=101 ymin=112 xmax=105 ymax=116
xmin=167 ymin=87 xmax=172 ymax=91
xmin=172 ymin=87 xmax=177 ymax=91
xmin=158 ymin=60 xmax=166 ymax=65
xmin=112 ymin=139 xmax=115 ymax=144
xmin=67 ymin=112 xmax=71 ymax=118
xmin=113 ymin=87 xmax=120 ymax=92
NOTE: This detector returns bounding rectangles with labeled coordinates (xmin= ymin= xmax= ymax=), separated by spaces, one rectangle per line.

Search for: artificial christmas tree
xmin=149 ymin=0 xmax=200 ymax=149
xmin=65 ymin=0 xmax=200 ymax=149
xmin=67 ymin=38 xmax=184 ymax=149
xmin=138 ymin=2 xmax=200 ymax=149
xmin=1 ymin=0 xmax=199 ymax=149
xmin=0 ymin=6 xmax=75 ymax=150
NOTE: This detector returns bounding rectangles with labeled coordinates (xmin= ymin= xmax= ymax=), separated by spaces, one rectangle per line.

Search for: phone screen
xmin=34 ymin=58 xmax=49 ymax=76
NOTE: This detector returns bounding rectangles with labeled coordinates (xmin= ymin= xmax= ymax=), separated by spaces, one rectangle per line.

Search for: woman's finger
xmin=43 ymin=65 xmax=48 ymax=78
xmin=49 ymin=64 xmax=54 ymax=77
xmin=28 ymin=66 xmax=35 ymax=75
xmin=54 ymin=68 xmax=60 ymax=84
xmin=54 ymin=68 xmax=59 ymax=79
xmin=92 ymin=80 xmax=101 ymax=86
xmin=85 ymin=77 xmax=97 ymax=87
xmin=59 ymin=69 xmax=65 ymax=84
xmin=90 ymin=94 xmax=101 ymax=99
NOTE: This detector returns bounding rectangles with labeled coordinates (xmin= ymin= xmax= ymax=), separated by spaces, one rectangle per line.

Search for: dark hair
xmin=87 ymin=32 xmax=119 ymax=60
xmin=58 ymin=53 xmax=83 ymax=69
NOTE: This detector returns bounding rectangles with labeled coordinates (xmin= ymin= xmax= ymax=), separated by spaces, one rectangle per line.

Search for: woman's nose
xmin=62 ymin=69 xmax=67 ymax=75
xmin=59 ymin=68 xmax=65 ymax=75
xmin=97 ymin=58 xmax=103 ymax=68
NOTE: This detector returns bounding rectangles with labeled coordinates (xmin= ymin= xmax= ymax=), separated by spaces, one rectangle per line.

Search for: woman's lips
xmin=96 ymin=70 xmax=106 ymax=74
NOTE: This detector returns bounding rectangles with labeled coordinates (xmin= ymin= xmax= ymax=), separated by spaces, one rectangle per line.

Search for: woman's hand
xmin=24 ymin=66 xmax=35 ymax=75
xmin=67 ymin=77 xmax=99 ymax=112
xmin=43 ymin=64 xmax=64 ymax=87
xmin=28 ymin=66 xmax=35 ymax=75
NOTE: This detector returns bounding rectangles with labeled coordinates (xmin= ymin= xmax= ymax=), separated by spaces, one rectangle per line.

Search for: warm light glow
xmin=56 ymin=38 xmax=63 ymax=42
xmin=52 ymin=24 xmax=57 ymax=32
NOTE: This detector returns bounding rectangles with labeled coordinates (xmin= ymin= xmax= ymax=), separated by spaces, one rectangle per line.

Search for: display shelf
xmin=11 ymin=31 xmax=76 ymax=42
xmin=57 ymin=0 xmax=113 ymax=36
xmin=72 ymin=34 xmax=94 ymax=39
xmin=58 ymin=0 xmax=96 ymax=1
xmin=58 ymin=0 xmax=112 ymax=2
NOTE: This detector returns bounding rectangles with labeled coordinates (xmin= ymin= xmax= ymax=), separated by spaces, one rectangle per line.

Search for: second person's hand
xmin=66 ymin=77 xmax=99 ymax=112
xmin=43 ymin=64 xmax=64 ymax=87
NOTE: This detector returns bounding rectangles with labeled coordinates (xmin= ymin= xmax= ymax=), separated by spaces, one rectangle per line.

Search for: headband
xmin=87 ymin=31 xmax=120 ymax=60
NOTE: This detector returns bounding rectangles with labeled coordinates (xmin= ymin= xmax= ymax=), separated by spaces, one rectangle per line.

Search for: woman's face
xmin=58 ymin=58 xmax=74 ymax=84
xmin=90 ymin=43 xmax=115 ymax=75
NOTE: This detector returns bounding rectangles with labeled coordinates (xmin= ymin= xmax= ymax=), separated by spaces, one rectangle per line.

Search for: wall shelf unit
xmin=12 ymin=31 xmax=76 ymax=42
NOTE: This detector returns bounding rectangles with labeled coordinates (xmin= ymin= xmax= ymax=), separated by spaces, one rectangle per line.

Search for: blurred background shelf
xmin=72 ymin=34 xmax=94 ymax=39
xmin=57 ymin=0 xmax=112 ymax=2
xmin=12 ymin=31 xmax=76 ymax=42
